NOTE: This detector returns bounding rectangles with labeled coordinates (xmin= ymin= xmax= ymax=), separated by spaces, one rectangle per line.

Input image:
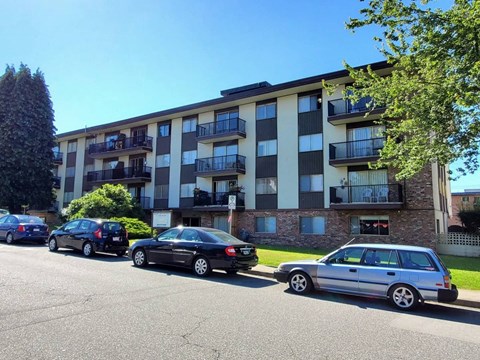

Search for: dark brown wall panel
xmin=181 ymin=132 xmax=197 ymax=151
xmin=155 ymin=168 xmax=170 ymax=185
xmin=179 ymin=198 xmax=194 ymax=208
xmin=154 ymin=199 xmax=169 ymax=209
xmin=255 ymin=194 xmax=277 ymax=210
xmin=298 ymin=151 xmax=323 ymax=175
xmin=180 ymin=164 xmax=195 ymax=183
xmin=298 ymin=110 xmax=322 ymax=135
xmin=156 ymin=137 xmax=171 ymax=154
xmin=256 ymin=156 xmax=277 ymax=178
xmin=256 ymin=118 xmax=277 ymax=141
xmin=64 ymin=177 xmax=75 ymax=192
xmin=299 ymin=192 xmax=324 ymax=209
xmin=66 ymin=153 xmax=76 ymax=167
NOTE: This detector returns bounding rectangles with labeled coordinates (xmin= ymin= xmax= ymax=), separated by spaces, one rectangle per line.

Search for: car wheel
xmin=193 ymin=256 xmax=211 ymax=277
xmin=116 ymin=250 xmax=126 ymax=257
xmin=5 ymin=233 xmax=14 ymax=245
xmin=288 ymin=271 xmax=312 ymax=295
xmin=389 ymin=284 xmax=419 ymax=310
xmin=133 ymin=249 xmax=148 ymax=267
xmin=226 ymin=270 xmax=238 ymax=275
xmin=48 ymin=238 xmax=58 ymax=252
xmin=82 ymin=242 xmax=95 ymax=257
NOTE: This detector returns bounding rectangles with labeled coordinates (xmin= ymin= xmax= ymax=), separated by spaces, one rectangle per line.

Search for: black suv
xmin=48 ymin=218 xmax=129 ymax=257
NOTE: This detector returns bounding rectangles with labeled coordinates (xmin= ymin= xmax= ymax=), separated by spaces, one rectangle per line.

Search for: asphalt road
xmin=1 ymin=244 xmax=480 ymax=360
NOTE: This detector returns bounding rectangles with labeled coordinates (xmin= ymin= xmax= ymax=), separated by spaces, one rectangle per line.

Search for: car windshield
xmin=17 ymin=215 xmax=44 ymax=224
xmin=202 ymin=229 xmax=245 ymax=244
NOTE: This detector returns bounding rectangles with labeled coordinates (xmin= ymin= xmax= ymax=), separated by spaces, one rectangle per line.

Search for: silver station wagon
xmin=273 ymin=243 xmax=458 ymax=310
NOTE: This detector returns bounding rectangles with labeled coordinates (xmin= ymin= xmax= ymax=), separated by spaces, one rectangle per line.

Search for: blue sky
xmin=1 ymin=0 xmax=477 ymax=191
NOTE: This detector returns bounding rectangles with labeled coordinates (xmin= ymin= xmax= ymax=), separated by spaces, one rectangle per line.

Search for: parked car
xmin=129 ymin=226 xmax=258 ymax=276
xmin=273 ymin=243 xmax=458 ymax=310
xmin=0 ymin=209 xmax=9 ymax=217
xmin=48 ymin=218 xmax=129 ymax=257
xmin=0 ymin=214 xmax=49 ymax=244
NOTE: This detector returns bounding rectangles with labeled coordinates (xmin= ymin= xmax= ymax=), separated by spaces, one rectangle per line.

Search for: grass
xmin=256 ymin=245 xmax=480 ymax=290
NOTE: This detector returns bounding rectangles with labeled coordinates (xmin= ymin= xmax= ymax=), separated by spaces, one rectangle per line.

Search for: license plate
xmin=240 ymin=247 xmax=251 ymax=255
xmin=113 ymin=236 xmax=120 ymax=241
xmin=33 ymin=228 xmax=40 ymax=232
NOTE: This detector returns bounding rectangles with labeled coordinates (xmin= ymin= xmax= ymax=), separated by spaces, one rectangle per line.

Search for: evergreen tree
xmin=0 ymin=64 xmax=56 ymax=213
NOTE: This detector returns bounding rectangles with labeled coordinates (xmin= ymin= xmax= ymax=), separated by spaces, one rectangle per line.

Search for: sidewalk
xmin=242 ymin=265 xmax=480 ymax=309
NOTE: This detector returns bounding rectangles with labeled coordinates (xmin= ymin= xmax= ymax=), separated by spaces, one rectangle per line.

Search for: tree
xmin=344 ymin=0 xmax=479 ymax=179
xmin=64 ymin=184 xmax=144 ymax=220
xmin=0 ymin=64 xmax=57 ymax=213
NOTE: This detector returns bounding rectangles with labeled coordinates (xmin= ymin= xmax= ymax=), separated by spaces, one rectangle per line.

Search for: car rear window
xmin=203 ymin=229 xmax=245 ymax=244
xmin=102 ymin=222 xmax=124 ymax=232
xmin=398 ymin=250 xmax=438 ymax=271
xmin=17 ymin=215 xmax=44 ymax=224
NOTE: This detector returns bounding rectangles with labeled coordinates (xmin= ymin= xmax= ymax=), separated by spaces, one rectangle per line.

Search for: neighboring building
xmin=53 ymin=61 xmax=451 ymax=248
xmin=449 ymin=189 xmax=480 ymax=228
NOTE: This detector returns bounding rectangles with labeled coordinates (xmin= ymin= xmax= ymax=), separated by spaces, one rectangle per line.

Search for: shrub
xmin=110 ymin=217 xmax=155 ymax=239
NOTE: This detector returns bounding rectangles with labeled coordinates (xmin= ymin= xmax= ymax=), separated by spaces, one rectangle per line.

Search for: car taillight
xmin=443 ymin=275 xmax=451 ymax=289
xmin=225 ymin=246 xmax=236 ymax=257
xmin=94 ymin=228 xmax=102 ymax=239
xmin=17 ymin=225 xmax=25 ymax=232
xmin=125 ymin=229 xmax=128 ymax=240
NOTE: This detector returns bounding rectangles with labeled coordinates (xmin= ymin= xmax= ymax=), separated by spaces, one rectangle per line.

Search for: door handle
xmin=387 ymin=272 xmax=396 ymax=276
xmin=349 ymin=269 xmax=357 ymax=273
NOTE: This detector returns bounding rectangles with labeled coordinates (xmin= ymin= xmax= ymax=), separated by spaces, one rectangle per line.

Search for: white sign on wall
xmin=152 ymin=211 xmax=172 ymax=228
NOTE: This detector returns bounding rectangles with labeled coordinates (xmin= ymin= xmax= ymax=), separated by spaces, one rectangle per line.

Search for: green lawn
xmin=256 ymin=245 xmax=480 ymax=290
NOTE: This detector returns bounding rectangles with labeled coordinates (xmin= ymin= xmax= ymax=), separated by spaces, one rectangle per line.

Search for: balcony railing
xmin=193 ymin=191 xmax=245 ymax=208
xmin=87 ymin=166 xmax=152 ymax=183
xmin=195 ymin=155 xmax=246 ymax=176
xmin=53 ymin=151 xmax=63 ymax=164
xmin=53 ymin=176 xmax=61 ymax=189
xmin=328 ymin=96 xmax=374 ymax=116
xmin=330 ymin=183 xmax=403 ymax=209
xmin=329 ymin=137 xmax=385 ymax=164
xmin=88 ymin=136 xmax=153 ymax=157
xmin=135 ymin=196 xmax=151 ymax=209
xmin=196 ymin=118 xmax=246 ymax=143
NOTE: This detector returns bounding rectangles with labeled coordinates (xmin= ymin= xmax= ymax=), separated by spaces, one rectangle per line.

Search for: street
xmin=1 ymin=244 xmax=479 ymax=360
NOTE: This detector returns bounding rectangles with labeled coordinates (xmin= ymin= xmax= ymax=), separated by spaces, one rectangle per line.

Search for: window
xmin=154 ymin=185 xmax=169 ymax=199
xmin=255 ymin=216 xmax=276 ymax=233
xmin=300 ymin=174 xmax=323 ymax=192
xmin=156 ymin=154 xmax=171 ymax=168
xmin=351 ymin=215 xmax=389 ymax=235
xmin=67 ymin=141 xmax=77 ymax=153
xmin=180 ymin=183 xmax=196 ymax=198
xmin=64 ymin=192 xmax=74 ymax=203
xmin=256 ymin=177 xmax=277 ymax=194
xmin=299 ymin=133 xmax=322 ymax=152
xmin=64 ymin=220 xmax=80 ymax=231
xmin=363 ymin=249 xmax=399 ymax=267
xmin=328 ymin=247 xmax=364 ymax=264
xmin=182 ymin=150 xmax=197 ymax=165
xmin=213 ymin=144 xmax=238 ymax=157
xmin=298 ymin=94 xmax=321 ymax=113
xmin=85 ymin=138 xmax=96 ymax=148
xmin=461 ymin=196 xmax=469 ymax=202
xmin=300 ymin=216 xmax=325 ymax=234
xmin=398 ymin=251 xmax=437 ymax=271
xmin=182 ymin=117 xmax=197 ymax=133
xmin=257 ymin=140 xmax=277 ymax=157
xmin=158 ymin=228 xmax=180 ymax=240
xmin=474 ymin=197 xmax=480 ymax=205
xmin=158 ymin=123 xmax=171 ymax=137
xmin=216 ymin=110 xmax=238 ymax=121
xmin=256 ymin=102 xmax=276 ymax=120
xmin=65 ymin=167 xmax=75 ymax=178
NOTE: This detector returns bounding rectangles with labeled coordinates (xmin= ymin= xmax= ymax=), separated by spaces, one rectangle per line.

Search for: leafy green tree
xmin=0 ymin=64 xmax=56 ymax=213
xmin=110 ymin=217 xmax=155 ymax=239
xmin=65 ymin=184 xmax=144 ymax=220
xmin=458 ymin=209 xmax=480 ymax=233
xmin=344 ymin=0 xmax=479 ymax=179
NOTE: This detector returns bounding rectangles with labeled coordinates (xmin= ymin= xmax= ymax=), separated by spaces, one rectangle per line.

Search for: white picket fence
xmin=437 ymin=233 xmax=480 ymax=257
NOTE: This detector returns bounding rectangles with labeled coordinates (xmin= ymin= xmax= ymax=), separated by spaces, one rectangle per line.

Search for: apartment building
xmin=449 ymin=189 xmax=480 ymax=228
xmin=53 ymin=61 xmax=450 ymax=248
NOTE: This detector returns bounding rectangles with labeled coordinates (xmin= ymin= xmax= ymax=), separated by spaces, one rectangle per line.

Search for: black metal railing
xmin=196 ymin=118 xmax=246 ymax=138
xmin=88 ymin=135 xmax=153 ymax=155
xmin=87 ymin=166 xmax=152 ymax=182
xmin=53 ymin=151 xmax=63 ymax=164
xmin=53 ymin=176 xmax=61 ymax=189
xmin=329 ymin=137 xmax=385 ymax=161
xmin=330 ymin=183 xmax=403 ymax=204
xmin=193 ymin=191 xmax=245 ymax=207
xmin=195 ymin=155 xmax=246 ymax=173
xmin=328 ymin=96 xmax=377 ymax=116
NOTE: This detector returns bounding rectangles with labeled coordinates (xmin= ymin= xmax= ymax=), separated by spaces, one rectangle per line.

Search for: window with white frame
xmin=216 ymin=110 xmax=239 ymax=121
xmin=67 ymin=141 xmax=77 ymax=153
xmin=180 ymin=183 xmax=196 ymax=198
xmin=65 ymin=167 xmax=75 ymax=178
xmin=155 ymin=184 xmax=169 ymax=199
xmin=299 ymin=133 xmax=322 ymax=152
xmin=300 ymin=216 xmax=326 ymax=234
xmin=256 ymin=102 xmax=276 ymax=120
xmin=300 ymin=174 xmax=323 ymax=192
xmin=156 ymin=154 xmax=171 ymax=168
xmin=158 ymin=123 xmax=171 ymax=137
xmin=181 ymin=150 xmax=197 ymax=165
xmin=255 ymin=177 xmax=277 ymax=194
xmin=350 ymin=215 xmax=389 ymax=235
xmin=85 ymin=138 xmax=96 ymax=148
xmin=182 ymin=117 xmax=197 ymax=133
xmin=255 ymin=216 xmax=276 ymax=233
xmin=298 ymin=94 xmax=321 ymax=113
xmin=257 ymin=140 xmax=277 ymax=157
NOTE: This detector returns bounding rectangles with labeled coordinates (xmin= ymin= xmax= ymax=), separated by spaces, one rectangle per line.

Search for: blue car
xmin=0 ymin=214 xmax=49 ymax=245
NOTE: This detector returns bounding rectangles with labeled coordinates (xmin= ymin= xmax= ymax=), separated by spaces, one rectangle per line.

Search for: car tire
xmin=193 ymin=256 xmax=211 ymax=277
xmin=5 ymin=233 xmax=14 ymax=245
xmin=82 ymin=242 xmax=95 ymax=257
xmin=48 ymin=237 xmax=58 ymax=252
xmin=288 ymin=271 xmax=313 ymax=295
xmin=116 ymin=250 xmax=126 ymax=257
xmin=226 ymin=270 xmax=238 ymax=275
xmin=388 ymin=284 xmax=419 ymax=310
xmin=133 ymin=249 xmax=148 ymax=267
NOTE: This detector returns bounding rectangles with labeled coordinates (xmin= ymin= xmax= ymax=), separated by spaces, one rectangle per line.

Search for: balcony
xmin=53 ymin=176 xmax=61 ymax=189
xmin=330 ymin=183 xmax=403 ymax=210
xmin=329 ymin=137 xmax=385 ymax=166
xmin=87 ymin=166 xmax=152 ymax=185
xmin=53 ymin=151 xmax=63 ymax=165
xmin=196 ymin=118 xmax=246 ymax=144
xmin=88 ymin=136 xmax=153 ymax=159
xmin=193 ymin=191 xmax=245 ymax=211
xmin=194 ymin=155 xmax=246 ymax=177
xmin=135 ymin=196 xmax=151 ymax=210
xmin=327 ymin=97 xmax=385 ymax=125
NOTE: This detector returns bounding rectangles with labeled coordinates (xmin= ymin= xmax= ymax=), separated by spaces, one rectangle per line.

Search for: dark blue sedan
xmin=0 ymin=215 xmax=49 ymax=244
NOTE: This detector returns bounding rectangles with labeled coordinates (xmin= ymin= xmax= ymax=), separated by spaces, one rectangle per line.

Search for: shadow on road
xmin=132 ymin=263 xmax=278 ymax=289
xmin=47 ymin=248 xmax=131 ymax=262
xmin=283 ymin=288 xmax=480 ymax=326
